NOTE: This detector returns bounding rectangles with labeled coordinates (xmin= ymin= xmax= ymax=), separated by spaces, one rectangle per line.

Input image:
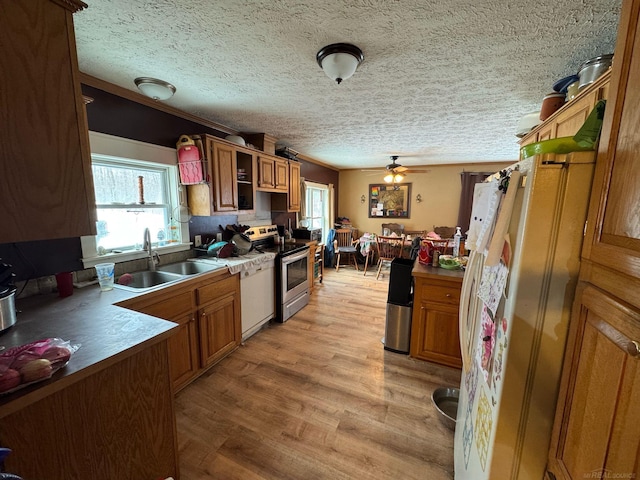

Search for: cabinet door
xmin=198 ymin=292 xmax=240 ymax=368
xmin=0 ymin=0 xmax=96 ymax=243
xmin=211 ymin=140 xmax=238 ymax=211
xmin=410 ymin=301 xmax=462 ymax=368
xmin=166 ymin=312 xmax=199 ymax=391
xmin=554 ymin=90 xmax=596 ymax=138
xmin=547 ymin=285 xmax=640 ymax=480
xmin=274 ymin=158 xmax=289 ymax=191
xmin=258 ymin=155 xmax=275 ymax=188
xmin=582 ymin=0 xmax=640 ymax=286
xmin=288 ymin=161 xmax=301 ymax=211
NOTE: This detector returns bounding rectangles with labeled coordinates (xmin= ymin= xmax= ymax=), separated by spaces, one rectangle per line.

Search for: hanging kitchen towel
xmin=485 ymin=170 xmax=521 ymax=266
xmin=466 ymin=179 xmax=501 ymax=253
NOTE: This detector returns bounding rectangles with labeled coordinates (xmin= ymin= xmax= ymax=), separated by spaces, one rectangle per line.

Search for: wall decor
xmin=368 ymin=183 xmax=411 ymax=218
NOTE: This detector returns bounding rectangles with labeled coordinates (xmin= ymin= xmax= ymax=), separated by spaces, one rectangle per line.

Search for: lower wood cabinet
xmin=410 ymin=266 xmax=463 ymax=368
xmin=119 ymin=271 xmax=241 ymax=392
xmin=546 ymin=284 xmax=640 ymax=480
xmin=198 ymin=282 xmax=241 ymax=368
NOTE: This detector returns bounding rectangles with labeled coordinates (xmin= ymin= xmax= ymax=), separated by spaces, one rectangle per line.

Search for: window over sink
xmin=80 ymin=132 xmax=190 ymax=267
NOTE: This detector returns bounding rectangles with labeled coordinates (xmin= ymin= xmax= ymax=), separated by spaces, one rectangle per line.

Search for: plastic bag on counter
xmin=0 ymin=338 xmax=80 ymax=394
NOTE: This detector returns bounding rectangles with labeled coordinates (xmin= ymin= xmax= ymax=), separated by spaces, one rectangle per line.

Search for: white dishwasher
xmin=240 ymin=259 xmax=275 ymax=341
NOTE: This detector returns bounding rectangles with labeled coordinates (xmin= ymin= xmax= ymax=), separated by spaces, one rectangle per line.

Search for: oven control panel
xmin=244 ymin=225 xmax=278 ymax=241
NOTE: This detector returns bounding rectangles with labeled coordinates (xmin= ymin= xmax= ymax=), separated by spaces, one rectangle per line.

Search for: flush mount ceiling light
xmin=134 ymin=77 xmax=176 ymax=100
xmin=316 ymin=43 xmax=364 ymax=84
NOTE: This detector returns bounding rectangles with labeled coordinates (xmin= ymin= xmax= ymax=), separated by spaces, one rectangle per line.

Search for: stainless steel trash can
xmin=384 ymin=303 xmax=412 ymax=353
xmin=383 ymin=258 xmax=414 ymax=353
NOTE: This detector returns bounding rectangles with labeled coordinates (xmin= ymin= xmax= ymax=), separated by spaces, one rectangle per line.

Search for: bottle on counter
xmin=453 ymin=226 xmax=462 ymax=258
xmin=432 ymin=250 xmax=440 ymax=267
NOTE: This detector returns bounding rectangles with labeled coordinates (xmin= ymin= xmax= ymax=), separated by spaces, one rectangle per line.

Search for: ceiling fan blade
xmin=394 ymin=166 xmax=408 ymax=172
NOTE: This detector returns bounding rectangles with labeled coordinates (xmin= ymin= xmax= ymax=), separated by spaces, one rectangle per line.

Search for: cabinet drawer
xmin=138 ymin=291 xmax=194 ymax=319
xmin=196 ymin=275 xmax=238 ymax=306
xmin=418 ymin=283 xmax=460 ymax=305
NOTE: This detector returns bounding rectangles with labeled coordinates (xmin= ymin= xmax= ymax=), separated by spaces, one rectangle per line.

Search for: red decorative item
xmin=418 ymin=239 xmax=433 ymax=265
xmin=176 ymin=135 xmax=203 ymax=185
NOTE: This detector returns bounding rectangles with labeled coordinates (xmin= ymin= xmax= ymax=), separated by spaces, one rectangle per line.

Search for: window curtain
xmin=299 ymin=177 xmax=307 ymax=220
xmin=457 ymin=171 xmax=493 ymax=236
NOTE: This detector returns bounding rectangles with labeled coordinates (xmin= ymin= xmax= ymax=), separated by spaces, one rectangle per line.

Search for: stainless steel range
xmin=244 ymin=225 xmax=310 ymax=322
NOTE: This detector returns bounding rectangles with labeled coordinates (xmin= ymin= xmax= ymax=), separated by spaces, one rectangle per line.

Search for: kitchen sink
xmin=114 ymin=270 xmax=184 ymax=291
xmin=157 ymin=261 xmax=222 ymax=276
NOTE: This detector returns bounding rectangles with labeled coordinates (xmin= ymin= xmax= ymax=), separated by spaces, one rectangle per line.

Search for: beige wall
xmin=338 ymin=162 xmax=512 ymax=235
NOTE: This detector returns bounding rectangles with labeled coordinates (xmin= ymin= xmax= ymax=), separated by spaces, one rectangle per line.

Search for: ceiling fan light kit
xmin=384 ymin=173 xmax=404 ymax=184
xmin=316 ymin=43 xmax=364 ymax=84
xmin=134 ymin=77 xmax=176 ymax=100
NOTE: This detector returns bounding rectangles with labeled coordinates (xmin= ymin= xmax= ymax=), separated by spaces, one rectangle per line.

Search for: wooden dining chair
xmin=375 ymin=235 xmax=405 ymax=279
xmin=381 ymin=223 xmax=404 ymax=236
xmin=333 ymin=229 xmax=359 ymax=271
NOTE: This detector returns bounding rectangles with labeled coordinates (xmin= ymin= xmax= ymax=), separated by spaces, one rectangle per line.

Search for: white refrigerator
xmin=454 ymin=151 xmax=595 ymax=479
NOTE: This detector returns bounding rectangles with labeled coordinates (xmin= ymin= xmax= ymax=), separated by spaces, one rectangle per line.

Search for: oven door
xmin=281 ymin=248 xmax=309 ymax=303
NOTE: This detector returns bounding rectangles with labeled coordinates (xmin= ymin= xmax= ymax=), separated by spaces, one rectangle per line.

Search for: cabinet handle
xmin=445 ymin=293 xmax=452 ymax=297
xmin=628 ymin=340 xmax=640 ymax=358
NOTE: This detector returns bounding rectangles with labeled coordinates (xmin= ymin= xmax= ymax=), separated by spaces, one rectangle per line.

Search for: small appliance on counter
xmin=292 ymin=228 xmax=322 ymax=242
xmin=0 ymin=260 xmax=17 ymax=334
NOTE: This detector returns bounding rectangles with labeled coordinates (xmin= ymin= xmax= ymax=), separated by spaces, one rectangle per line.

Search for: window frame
xmin=81 ymin=132 xmax=190 ymax=268
xmin=305 ymin=181 xmax=331 ymax=241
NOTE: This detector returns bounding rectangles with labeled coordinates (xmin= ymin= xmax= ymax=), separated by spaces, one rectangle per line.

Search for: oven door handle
xmin=281 ymin=248 xmax=309 ymax=265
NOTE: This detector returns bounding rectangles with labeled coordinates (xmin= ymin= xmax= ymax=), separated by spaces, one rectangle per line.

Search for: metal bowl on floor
xmin=431 ymin=387 xmax=459 ymax=430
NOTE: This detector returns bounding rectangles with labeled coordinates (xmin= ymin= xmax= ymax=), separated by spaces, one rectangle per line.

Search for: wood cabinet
xmin=519 ymin=71 xmax=610 ymax=149
xmin=119 ymin=271 xmax=241 ymax=392
xmin=196 ymin=275 xmax=241 ymax=367
xmin=257 ymin=154 xmax=289 ymax=191
xmin=0 ymin=0 xmax=97 ymax=243
xmin=1 ymin=341 xmax=179 ymax=480
xmin=547 ymin=285 xmax=640 ymax=479
xmin=187 ymin=135 xmax=255 ymax=215
xmin=270 ymin=160 xmax=301 ymax=212
xmin=410 ymin=264 xmax=464 ymax=368
xmin=288 ymin=160 xmax=301 ymax=211
xmin=547 ymin=0 xmax=640 ymax=477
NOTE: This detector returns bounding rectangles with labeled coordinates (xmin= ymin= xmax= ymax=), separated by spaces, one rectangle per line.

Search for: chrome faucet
xmin=143 ymin=227 xmax=160 ymax=271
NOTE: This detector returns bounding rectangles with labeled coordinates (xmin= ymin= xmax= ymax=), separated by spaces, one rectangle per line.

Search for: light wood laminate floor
xmin=175 ymin=264 xmax=461 ymax=479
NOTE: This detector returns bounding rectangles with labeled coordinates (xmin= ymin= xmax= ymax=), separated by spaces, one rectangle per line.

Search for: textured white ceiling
xmin=74 ymin=0 xmax=620 ymax=169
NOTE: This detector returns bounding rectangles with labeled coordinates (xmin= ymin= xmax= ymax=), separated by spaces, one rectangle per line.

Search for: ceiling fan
xmin=362 ymin=155 xmax=430 ymax=183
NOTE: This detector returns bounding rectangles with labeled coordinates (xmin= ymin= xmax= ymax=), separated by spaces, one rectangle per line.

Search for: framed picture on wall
xmin=368 ymin=183 xmax=411 ymax=218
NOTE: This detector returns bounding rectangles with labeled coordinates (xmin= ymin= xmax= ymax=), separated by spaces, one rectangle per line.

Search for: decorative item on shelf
xmin=416 ymin=194 xmax=422 ymax=203
xmin=360 ymin=194 xmax=366 ymax=204
xmin=134 ymin=77 xmax=176 ymax=100
xmin=316 ymin=43 xmax=364 ymax=84
xmin=225 ymin=135 xmax=246 ymax=146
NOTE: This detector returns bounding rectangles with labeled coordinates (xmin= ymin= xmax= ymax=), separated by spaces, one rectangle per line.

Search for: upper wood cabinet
xmin=187 ymin=135 xmax=255 ymax=215
xmin=257 ymin=154 xmax=289 ymax=192
xmin=288 ymin=161 xmax=301 ymax=211
xmin=519 ymin=72 xmax=610 ymax=148
xmin=581 ymin=0 xmax=640 ymax=302
xmin=0 ymin=0 xmax=97 ymax=243
xmin=271 ymin=160 xmax=301 ymax=213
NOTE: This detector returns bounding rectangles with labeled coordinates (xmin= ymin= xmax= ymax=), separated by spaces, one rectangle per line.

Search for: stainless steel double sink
xmin=113 ymin=261 xmax=224 ymax=291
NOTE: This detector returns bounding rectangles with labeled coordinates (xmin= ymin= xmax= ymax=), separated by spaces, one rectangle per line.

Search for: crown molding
xmin=79 ymin=72 xmax=237 ymax=135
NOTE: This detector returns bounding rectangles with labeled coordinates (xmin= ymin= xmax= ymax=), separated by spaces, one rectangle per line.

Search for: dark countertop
xmin=0 ymin=266 xmax=235 ymax=418
xmin=411 ymin=259 xmax=465 ymax=282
